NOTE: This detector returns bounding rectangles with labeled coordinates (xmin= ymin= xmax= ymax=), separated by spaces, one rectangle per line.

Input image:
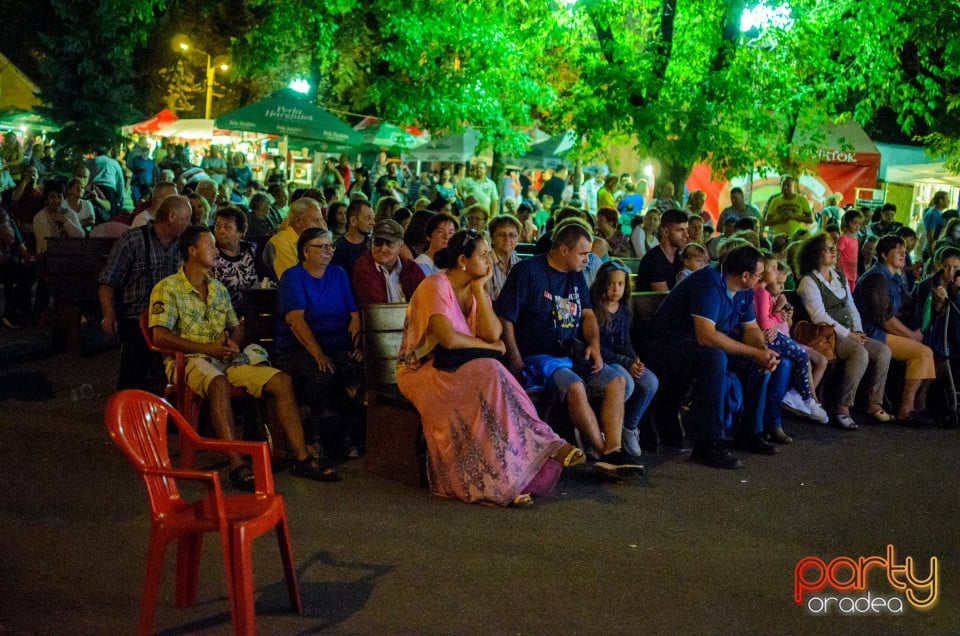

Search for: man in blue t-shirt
xmin=641 ymin=245 xmax=787 ymax=469
xmin=496 ymin=221 xmax=644 ymax=478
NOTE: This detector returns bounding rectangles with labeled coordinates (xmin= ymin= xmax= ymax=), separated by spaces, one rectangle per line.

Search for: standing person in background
xmin=201 ymin=144 xmax=227 ymax=184
xmin=581 ymin=168 xmax=605 ymax=216
xmin=1 ymin=133 xmax=24 ymax=183
xmin=457 ymin=162 xmax=499 ymax=216
xmin=597 ymin=175 xmax=619 ymax=211
xmin=762 ymin=175 xmax=813 ymax=238
xmin=837 ymin=209 xmax=863 ymax=291
xmin=818 ymin=192 xmax=843 ymax=232
xmin=87 ymin=148 xmax=125 ymax=215
xmin=647 ymin=181 xmax=682 ymax=214
xmin=922 ymin=190 xmax=951 ymax=260
xmin=718 ymin=187 xmax=761 ymax=227
xmin=227 ymin=151 xmax=252 ymax=192
xmin=336 ymin=154 xmax=352 ymax=191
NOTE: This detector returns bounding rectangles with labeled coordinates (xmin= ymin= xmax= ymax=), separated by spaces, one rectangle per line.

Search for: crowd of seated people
xmin=7 ymin=136 xmax=960 ymax=504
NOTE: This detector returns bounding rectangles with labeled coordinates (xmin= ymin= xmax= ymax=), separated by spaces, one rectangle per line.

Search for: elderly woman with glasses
xmin=397 ymin=229 xmax=585 ymax=507
xmin=276 ymin=227 xmax=364 ymax=459
xmin=485 ymin=214 xmax=522 ymax=300
xmin=796 ymin=232 xmax=892 ymax=429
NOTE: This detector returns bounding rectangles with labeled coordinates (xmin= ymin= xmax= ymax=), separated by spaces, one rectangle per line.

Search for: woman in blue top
xmin=854 ymin=234 xmax=936 ymax=425
xmin=277 ymin=227 xmax=364 ymax=458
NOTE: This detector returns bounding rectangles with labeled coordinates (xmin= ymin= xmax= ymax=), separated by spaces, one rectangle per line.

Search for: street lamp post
xmin=172 ymin=35 xmax=229 ymax=119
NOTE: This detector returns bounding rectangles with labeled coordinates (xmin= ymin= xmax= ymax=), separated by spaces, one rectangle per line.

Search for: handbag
xmin=792 ymin=320 xmax=837 ymax=361
xmin=559 ymin=337 xmax=595 ymax=377
xmin=432 ymin=346 xmax=501 ymax=371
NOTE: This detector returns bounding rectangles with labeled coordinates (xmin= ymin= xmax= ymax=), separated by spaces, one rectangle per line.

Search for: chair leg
xmin=174 ymin=533 xmax=204 ymax=608
xmin=230 ymin=526 xmax=257 ymax=636
xmin=139 ymin=532 xmax=168 ymax=636
xmin=275 ymin=514 xmax=302 ymax=613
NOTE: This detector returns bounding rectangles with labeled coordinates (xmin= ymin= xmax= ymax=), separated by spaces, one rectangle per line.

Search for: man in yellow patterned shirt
xmin=149 ymin=225 xmax=340 ymax=490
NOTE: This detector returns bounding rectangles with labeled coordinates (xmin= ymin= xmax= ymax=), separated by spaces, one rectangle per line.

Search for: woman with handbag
xmin=397 ymin=229 xmax=584 ymax=506
xmin=854 ymin=235 xmax=936 ymax=425
xmin=796 ymin=233 xmax=892 ymax=429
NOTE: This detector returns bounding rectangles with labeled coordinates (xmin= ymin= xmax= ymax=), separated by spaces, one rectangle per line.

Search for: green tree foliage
xmin=37 ymin=0 xmax=164 ymax=152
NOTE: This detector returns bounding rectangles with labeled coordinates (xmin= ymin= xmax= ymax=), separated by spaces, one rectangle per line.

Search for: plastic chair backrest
xmin=106 ymin=389 xmax=206 ymax=513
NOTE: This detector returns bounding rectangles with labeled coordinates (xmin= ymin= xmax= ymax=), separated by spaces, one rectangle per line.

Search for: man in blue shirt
xmin=496 ymin=221 xmax=644 ymax=478
xmin=641 ymin=245 xmax=786 ymax=469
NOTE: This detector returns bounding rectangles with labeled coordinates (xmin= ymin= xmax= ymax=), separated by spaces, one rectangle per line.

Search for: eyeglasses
xmin=306 ymin=243 xmax=335 ymax=252
xmin=494 ymin=232 xmax=519 ymax=240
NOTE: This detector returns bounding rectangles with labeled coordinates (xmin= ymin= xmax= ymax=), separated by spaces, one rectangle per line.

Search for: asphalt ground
xmin=1 ymin=325 xmax=958 ymax=635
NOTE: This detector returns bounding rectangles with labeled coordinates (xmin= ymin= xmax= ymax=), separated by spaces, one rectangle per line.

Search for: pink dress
xmin=837 ymin=233 xmax=859 ymax=290
xmin=396 ymin=273 xmax=565 ymax=505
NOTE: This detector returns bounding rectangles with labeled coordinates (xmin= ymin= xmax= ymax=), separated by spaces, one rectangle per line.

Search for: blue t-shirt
xmin=494 ymin=254 xmax=591 ymax=358
xmin=644 ymin=265 xmax=757 ymax=349
xmin=923 ymin=207 xmax=945 ymax=242
xmin=618 ymin=194 xmax=645 ymax=216
xmin=277 ymin=263 xmax=357 ymax=353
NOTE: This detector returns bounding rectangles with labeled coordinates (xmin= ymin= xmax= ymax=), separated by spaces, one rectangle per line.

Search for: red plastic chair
xmin=106 ymin=389 xmax=302 ymax=636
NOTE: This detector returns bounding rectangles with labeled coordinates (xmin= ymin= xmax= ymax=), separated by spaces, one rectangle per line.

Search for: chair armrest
xmin=181 ymin=439 xmax=275 ymax=494
xmin=141 ymin=466 xmax=229 ymax=520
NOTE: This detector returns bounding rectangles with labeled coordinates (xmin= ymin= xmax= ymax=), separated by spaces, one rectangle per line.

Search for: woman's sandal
xmin=229 ymin=463 xmax=256 ymax=492
xmin=553 ymin=444 xmax=586 ymax=467
xmin=835 ymin=412 xmax=859 ymax=430
xmin=511 ymin=493 xmax=534 ymax=507
xmin=867 ymin=408 xmax=894 ymax=423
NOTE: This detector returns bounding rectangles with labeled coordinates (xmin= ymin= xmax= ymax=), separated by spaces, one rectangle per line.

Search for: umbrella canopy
xmin=125 ymin=109 xmax=178 ymax=134
xmin=215 ymin=90 xmax=361 ymax=146
xmin=0 ymin=109 xmax=61 ymax=134
xmin=512 ymin=130 xmax=578 ymax=169
xmin=154 ymin=119 xmax=216 ymax=140
xmin=403 ymin=128 xmax=481 ymax=163
xmin=355 ymin=119 xmax=428 ymax=152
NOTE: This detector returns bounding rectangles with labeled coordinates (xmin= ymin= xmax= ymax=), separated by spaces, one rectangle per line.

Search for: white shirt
xmin=131 ymin=209 xmax=155 ymax=228
xmin=33 ymin=208 xmax=84 ymax=253
xmin=797 ymin=270 xmax=863 ymax=339
xmin=62 ymin=199 xmax=95 ymax=227
xmin=377 ymin=260 xmax=406 ymax=303
xmin=629 ymin=226 xmax=658 ymax=258
xmin=582 ymin=178 xmax=602 ymax=215
xmin=415 ymin=253 xmax=441 ymax=277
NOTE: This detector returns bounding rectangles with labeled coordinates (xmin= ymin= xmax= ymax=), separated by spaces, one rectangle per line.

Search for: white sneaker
xmin=803 ymin=398 xmax=830 ymax=424
xmin=622 ymin=427 xmax=642 ymax=458
xmin=780 ymin=389 xmax=810 ymax=417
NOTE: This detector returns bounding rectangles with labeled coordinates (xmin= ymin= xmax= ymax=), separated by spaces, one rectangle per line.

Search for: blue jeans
xmin=610 ymin=363 xmax=659 ymax=431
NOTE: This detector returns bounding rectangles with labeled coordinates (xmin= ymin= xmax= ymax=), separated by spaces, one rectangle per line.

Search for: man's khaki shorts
xmin=167 ymin=355 xmax=280 ymax=399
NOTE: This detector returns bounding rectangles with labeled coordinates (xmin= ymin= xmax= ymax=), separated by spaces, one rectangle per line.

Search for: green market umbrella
xmin=215 ymin=90 xmax=361 ymax=146
xmin=0 ymin=109 xmax=61 ymax=134
xmin=355 ymin=120 xmax=428 ymax=153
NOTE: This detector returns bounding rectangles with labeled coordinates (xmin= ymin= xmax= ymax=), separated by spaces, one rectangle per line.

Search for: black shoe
xmin=593 ymin=450 xmax=645 ymax=478
xmin=734 ymin=434 xmax=778 ymax=455
xmin=690 ymin=443 xmax=744 ymax=469
xmin=290 ymin=457 xmax=342 ymax=482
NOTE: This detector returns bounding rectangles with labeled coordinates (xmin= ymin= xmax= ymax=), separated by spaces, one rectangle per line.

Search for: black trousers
xmin=117 ymin=318 xmax=163 ymax=393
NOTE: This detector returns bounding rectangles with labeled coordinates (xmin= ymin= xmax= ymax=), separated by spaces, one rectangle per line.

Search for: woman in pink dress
xmin=396 ymin=229 xmax=585 ymax=506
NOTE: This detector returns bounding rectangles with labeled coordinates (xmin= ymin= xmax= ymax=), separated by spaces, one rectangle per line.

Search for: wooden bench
xmin=240 ymin=287 xmax=279 ymax=351
xmin=44 ymin=237 xmax=117 ymax=354
xmin=361 ymin=303 xmax=428 ymax=487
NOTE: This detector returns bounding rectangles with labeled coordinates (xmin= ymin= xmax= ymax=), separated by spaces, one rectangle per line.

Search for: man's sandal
xmin=229 ymin=463 xmax=256 ymax=492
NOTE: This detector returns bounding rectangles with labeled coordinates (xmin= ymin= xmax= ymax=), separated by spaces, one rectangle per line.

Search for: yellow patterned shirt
xmin=148 ymin=268 xmax=239 ymax=347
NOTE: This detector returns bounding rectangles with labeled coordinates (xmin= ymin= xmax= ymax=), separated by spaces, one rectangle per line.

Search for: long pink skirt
xmin=397 ymin=358 xmax=566 ymax=506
